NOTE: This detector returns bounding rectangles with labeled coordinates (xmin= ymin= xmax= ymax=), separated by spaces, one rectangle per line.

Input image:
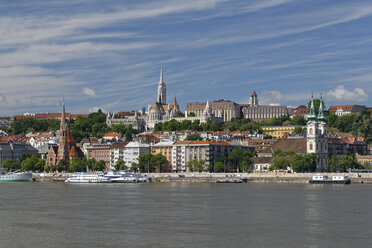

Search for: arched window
xmin=310 ymin=143 xmax=313 ymax=151
xmin=309 ymin=128 xmax=313 ymax=135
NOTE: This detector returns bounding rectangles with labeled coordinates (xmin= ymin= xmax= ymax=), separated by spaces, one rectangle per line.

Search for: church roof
xmin=66 ymin=129 xmax=74 ymax=144
xmin=251 ymin=90 xmax=257 ymax=97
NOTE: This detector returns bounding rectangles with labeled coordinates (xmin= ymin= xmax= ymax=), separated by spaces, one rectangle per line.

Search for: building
xmin=0 ymin=143 xmax=38 ymax=164
xmin=45 ymin=100 xmax=83 ymax=169
xmin=241 ymin=90 xmax=289 ymax=122
xmin=151 ymin=141 xmax=174 ymax=165
xmin=102 ymin=133 xmax=121 ymax=142
xmin=328 ymin=105 xmax=366 ymax=116
xmin=185 ymin=99 xmax=241 ymax=122
xmin=356 ymin=154 xmax=372 ymax=167
xmin=292 ymin=105 xmax=309 ymax=119
xmin=86 ymin=143 xmax=112 ymax=171
xmin=171 ymin=141 xmax=254 ymax=172
xmin=80 ymin=137 xmax=99 ymax=156
xmin=261 ymin=125 xmax=305 ymax=139
xmin=106 ymin=111 xmax=146 ymax=132
xmin=0 ymin=116 xmax=14 ymax=128
xmin=110 ymin=142 xmax=128 ymax=169
xmin=306 ymin=97 xmax=328 ymax=171
xmin=242 ymin=138 xmax=276 ymax=153
xmin=123 ymin=140 xmax=150 ymax=168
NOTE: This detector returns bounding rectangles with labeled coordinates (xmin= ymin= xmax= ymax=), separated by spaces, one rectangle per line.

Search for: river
xmin=0 ymin=182 xmax=371 ymax=248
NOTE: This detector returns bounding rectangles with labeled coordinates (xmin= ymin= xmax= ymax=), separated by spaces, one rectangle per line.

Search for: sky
xmin=0 ymin=0 xmax=372 ymax=115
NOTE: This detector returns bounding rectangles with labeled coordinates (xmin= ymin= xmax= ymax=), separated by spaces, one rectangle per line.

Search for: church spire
xmin=307 ymin=93 xmax=317 ymax=123
xmin=157 ymin=67 xmax=166 ymax=104
xmin=317 ymin=93 xmax=326 ymax=124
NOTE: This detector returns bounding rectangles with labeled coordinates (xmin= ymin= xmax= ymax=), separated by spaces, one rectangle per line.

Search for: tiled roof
xmin=103 ymin=133 xmax=121 ymax=137
xmin=329 ymin=105 xmax=355 ymax=111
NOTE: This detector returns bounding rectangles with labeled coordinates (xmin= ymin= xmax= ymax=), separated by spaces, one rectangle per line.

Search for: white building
xmin=110 ymin=142 xmax=127 ymax=170
xmin=123 ymin=140 xmax=150 ymax=168
xmin=306 ymin=97 xmax=328 ymax=171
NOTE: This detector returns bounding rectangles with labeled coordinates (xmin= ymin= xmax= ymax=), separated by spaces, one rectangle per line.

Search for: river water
xmin=0 ymin=182 xmax=371 ymax=248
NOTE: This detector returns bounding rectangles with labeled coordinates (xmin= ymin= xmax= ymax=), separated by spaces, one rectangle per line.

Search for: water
xmin=0 ymin=182 xmax=371 ymax=248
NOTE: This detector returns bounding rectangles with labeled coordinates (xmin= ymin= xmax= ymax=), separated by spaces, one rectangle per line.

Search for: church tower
xmin=57 ymin=98 xmax=69 ymax=170
xmin=157 ymin=68 xmax=166 ymax=105
xmin=317 ymin=94 xmax=328 ymax=171
xmin=249 ymin=90 xmax=258 ymax=106
xmin=306 ymin=96 xmax=318 ymax=154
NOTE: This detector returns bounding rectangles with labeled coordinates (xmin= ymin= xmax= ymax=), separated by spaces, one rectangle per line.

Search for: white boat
xmin=65 ymin=173 xmax=111 ymax=183
xmin=0 ymin=169 xmax=33 ymax=182
xmin=309 ymin=174 xmax=350 ymax=184
xmin=104 ymin=170 xmax=150 ymax=183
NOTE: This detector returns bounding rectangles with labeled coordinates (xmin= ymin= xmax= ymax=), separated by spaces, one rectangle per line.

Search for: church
xmin=146 ymin=69 xmax=222 ymax=129
xmin=45 ymin=100 xmax=83 ymax=170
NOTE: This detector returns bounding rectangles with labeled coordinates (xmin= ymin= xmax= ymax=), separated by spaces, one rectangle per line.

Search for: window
xmin=309 ymin=128 xmax=313 ymax=135
xmin=310 ymin=143 xmax=313 ymax=151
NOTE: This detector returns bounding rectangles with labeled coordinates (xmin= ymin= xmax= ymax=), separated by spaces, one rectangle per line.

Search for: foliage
xmin=228 ymin=146 xmax=254 ymax=172
xmin=11 ymin=118 xmax=60 ymax=135
xmin=326 ymin=155 xmax=361 ymax=172
xmin=21 ymin=154 xmax=45 ymax=172
xmin=291 ymin=154 xmax=317 ymax=172
xmin=175 ymin=111 xmax=183 ymax=117
xmin=186 ymin=160 xmax=206 ymax=172
xmin=269 ymin=157 xmax=291 ymax=171
xmin=188 ymin=112 xmax=196 ymax=117
xmin=307 ymin=99 xmax=324 ymax=112
xmin=92 ymin=160 xmax=106 ymax=171
xmin=69 ymin=157 xmax=87 ymax=172
xmin=125 ymin=125 xmax=133 ymax=142
xmin=327 ymin=110 xmax=372 ymax=144
xmin=1 ymin=159 xmax=20 ymax=171
xmin=137 ymin=153 xmax=169 ymax=172
xmin=273 ymin=149 xmax=296 ymax=157
xmin=186 ymin=134 xmax=202 ymax=141
xmin=294 ymin=126 xmax=303 ymax=134
xmin=114 ymin=159 xmax=127 ymax=171
xmin=56 ymin=159 xmax=67 ymax=172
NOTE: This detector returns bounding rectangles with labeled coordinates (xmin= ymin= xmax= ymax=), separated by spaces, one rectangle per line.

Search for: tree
xmin=186 ymin=160 xmax=206 ymax=172
xmin=21 ymin=154 xmax=45 ymax=172
xmin=56 ymin=159 xmax=67 ymax=172
xmin=214 ymin=161 xmax=224 ymax=172
xmin=152 ymin=153 xmax=168 ymax=172
xmin=1 ymin=159 xmax=17 ymax=171
xmin=138 ymin=153 xmax=156 ymax=172
xmin=339 ymin=155 xmax=361 ymax=172
xmin=188 ymin=112 xmax=196 ymax=117
xmin=125 ymin=125 xmax=133 ymax=142
xmin=92 ymin=160 xmax=106 ymax=171
xmin=228 ymin=146 xmax=254 ymax=172
xmin=269 ymin=157 xmax=291 ymax=171
xmin=131 ymin=162 xmax=139 ymax=172
xmin=307 ymin=99 xmax=323 ymax=112
xmin=186 ymin=134 xmax=202 ymax=141
xmin=326 ymin=155 xmax=340 ymax=172
xmin=69 ymin=157 xmax=86 ymax=172
xmin=114 ymin=159 xmax=126 ymax=171
xmin=294 ymin=126 xmax=303 ymax=134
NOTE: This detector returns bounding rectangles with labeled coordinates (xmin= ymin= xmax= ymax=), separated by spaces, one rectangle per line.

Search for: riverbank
xmin=33 ymin=172 xmax=372 ymax=184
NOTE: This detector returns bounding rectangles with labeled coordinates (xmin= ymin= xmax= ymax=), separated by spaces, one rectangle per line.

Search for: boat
xmin=0 ymin=169 xmax=33 ymax=182
xmin=65 ymin=173 xmax=111 ymax=183
xmin=216 ymin=177 xmax=243 ymax=183
xmin=309 ymin=175 xmax=351 ymax=184
xmin=104 ymin=170 xmax=150 ymax=183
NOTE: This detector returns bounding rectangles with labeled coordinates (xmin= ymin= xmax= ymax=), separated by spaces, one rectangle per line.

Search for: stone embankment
xmin=33 ymin=172 xmax=372 ymax=184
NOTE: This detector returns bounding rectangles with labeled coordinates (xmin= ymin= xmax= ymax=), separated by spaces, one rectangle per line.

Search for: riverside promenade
xmin=34 ymin=172 xmax=372 ymax=184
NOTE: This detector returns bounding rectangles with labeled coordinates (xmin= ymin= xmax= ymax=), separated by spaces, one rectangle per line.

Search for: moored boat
xmin=309 ymin=175 xmax=351 ymax=184
xmin=0 ymin=169 xmax=33 ymax=182
xmin=65 ymin=173 xmax=111 ymax=183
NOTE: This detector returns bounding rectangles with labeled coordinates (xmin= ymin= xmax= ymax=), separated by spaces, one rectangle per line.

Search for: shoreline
xmin=33 ymin=172 xmax=372 ymax=184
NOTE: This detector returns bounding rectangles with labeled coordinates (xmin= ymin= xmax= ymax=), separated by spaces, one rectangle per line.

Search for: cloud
xmin=88 ymin=106 xmax=106 ymax=113
xmin=260 ymin=91 xmax=283 ymax=105
xmin=326 ymin=85 xmax=368 ymax=102
xmin=0 ymin=94 xmax=6 ymax=103
xmin=82 ymin=87 xmax=96 ymax=97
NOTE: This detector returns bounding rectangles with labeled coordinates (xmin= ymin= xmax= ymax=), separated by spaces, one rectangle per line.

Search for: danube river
xmin=0 ymin=182 xmax=371 ymax=248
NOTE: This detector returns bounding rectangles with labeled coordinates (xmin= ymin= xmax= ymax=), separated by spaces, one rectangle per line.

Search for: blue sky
xmin=0 ymin=0 xmax=371 ymax=115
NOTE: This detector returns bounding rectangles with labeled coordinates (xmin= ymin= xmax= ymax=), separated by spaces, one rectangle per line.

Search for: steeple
xmin=317 ymin=93 xmax=326 ymax=124
xmin=157 ymin=67 xmax=166 ymax=104
xmin=249 ymin=89 xmax=258 ymax=106
xmin=307 ymin=93 xmax=317 ymax=123
xmin=57 ymin=98 xmax=69 ymax=170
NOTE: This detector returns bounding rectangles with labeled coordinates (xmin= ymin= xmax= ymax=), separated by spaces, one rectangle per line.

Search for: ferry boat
xmin=65 ymin=173 xmax=111 ymax=183
xmin=104 ymin=170 xmax=150 ymax=183
xmin=0 ymin=169 xmax=33 ymax=182
xmin=216 ymin=177 xmax=243 ymax=183
xmin=309 ymin=175 xmax=351 ymax=184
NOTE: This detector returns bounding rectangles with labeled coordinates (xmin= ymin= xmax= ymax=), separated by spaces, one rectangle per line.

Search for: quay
xmin=33 ymin=172 xmax=372 ymax=184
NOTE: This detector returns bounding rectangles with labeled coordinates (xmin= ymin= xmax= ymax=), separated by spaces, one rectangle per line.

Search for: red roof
xmin=103 ymin=133 xmax=121 ymax=137
xmin=329 ymin=105 xmax=355 ymax=112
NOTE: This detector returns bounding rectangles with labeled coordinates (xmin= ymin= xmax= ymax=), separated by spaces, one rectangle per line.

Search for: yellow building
xmin=262 ymin=125 xmax=305 ymax=139
xmin=151 ymin=141 xmax=174 ymax=164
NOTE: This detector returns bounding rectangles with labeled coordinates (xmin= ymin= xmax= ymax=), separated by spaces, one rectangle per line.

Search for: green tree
xmin=125 ymin=125 xmax=133 ymax=142
xmin=214 ymin=161 xmax=224 ymax=172
xmin=269 ymin=157 xmax=291 ymax=171
xmin=188 ymin=112 xmax=196 ymax=117
xmin=326 ymin=155 xmax=340 ymax=172
xmin=92 ymin=160 xmax=106 ymax=171
xmin=153 ymin=153 xmax=168 ymax=172
xmin=138 ymin=153 xmax=156 ymax=172
xmin=186 ymin=134 xmax=202 ymax=141
xmin=114 ymin=159 xmax=126 ymax=171
xmin=1 ymin=159 xmax=17 ymax=171
xmin=294 ymin=126 xmax=303 ymax=134
xmin=130 ymin=162 xmax=139 ymax=172
xmin=69 ymin=157 xmax=86 ymax=172
xmin=186 ymin=160 xmax=206 ymax=172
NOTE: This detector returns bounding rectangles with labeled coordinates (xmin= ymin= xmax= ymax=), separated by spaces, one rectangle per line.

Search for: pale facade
xmin=123 ymin=140 xmax=150 ymax=168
